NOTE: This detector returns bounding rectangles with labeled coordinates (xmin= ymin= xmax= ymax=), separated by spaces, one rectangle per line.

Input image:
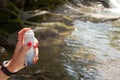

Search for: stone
xmin=0 ymin=46 xmax=6 ymax=54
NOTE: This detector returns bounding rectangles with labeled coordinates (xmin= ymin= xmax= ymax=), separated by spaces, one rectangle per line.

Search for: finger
xmin=15 ymin=28 xmax=31 ymax=53
xmin=33 ymin=38 xmax=39 ymax=48
xmin=33 ymin=55 xmax=39 ymax=64
xmin=34 ymin=46 xmax=39 ymax=56
xmin=33 ymin=47 xmax=39 ymax=64
xmin=18 ymin=28 xmax=31 ymax=45
xmin=11 ymin=42 xmax=32 ymax=69
xmin=19 ymin=42 xmax=32 ymax=56
xmin=33 ymin=38 xmax=39 ymax=64
xmin=33 ymin=38 xmax=39 ymax=56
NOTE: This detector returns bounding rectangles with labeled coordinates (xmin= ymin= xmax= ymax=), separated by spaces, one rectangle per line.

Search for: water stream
xmin=94 ymin=0 xmax=120 ymax=17
xmin=62 ymin=20 xmax=120 ymax=80
xmin=109 ymin=0 xmax=120 ymax=8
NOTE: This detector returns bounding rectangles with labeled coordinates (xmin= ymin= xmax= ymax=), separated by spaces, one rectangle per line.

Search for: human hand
xmin=6 ymin=28 xmax=39 ymax=73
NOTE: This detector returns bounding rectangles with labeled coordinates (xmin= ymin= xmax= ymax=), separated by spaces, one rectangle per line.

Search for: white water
xmin=106 ymin=0 xmax=120 ymax=14
xmin=63 ymin=20 xmax=120 ymax=80
xmin=95 ymin=0 xmax=120 ymax=16
xmin=109 ymin=0 xmax=120 ymax=8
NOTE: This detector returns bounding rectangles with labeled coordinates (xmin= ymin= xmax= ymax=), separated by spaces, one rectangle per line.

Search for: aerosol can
xmin=24 ymin=30 xmax=35 ymax=66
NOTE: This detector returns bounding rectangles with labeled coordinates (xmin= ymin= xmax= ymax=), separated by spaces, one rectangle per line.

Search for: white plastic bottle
xmin=24 ymin=30 xmax=35 ymax=66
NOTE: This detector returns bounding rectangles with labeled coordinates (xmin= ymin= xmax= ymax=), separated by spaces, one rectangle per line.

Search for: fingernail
xmin=27 ymin=41 xmax=32 ymax=46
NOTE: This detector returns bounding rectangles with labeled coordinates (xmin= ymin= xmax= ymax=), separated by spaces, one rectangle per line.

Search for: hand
xmin=6 ymin=28 xmax=39 ymax=73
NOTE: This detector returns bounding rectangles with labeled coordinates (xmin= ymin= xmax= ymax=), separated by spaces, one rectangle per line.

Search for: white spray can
xmin=24 ymin=30 xmax=35 ymax=66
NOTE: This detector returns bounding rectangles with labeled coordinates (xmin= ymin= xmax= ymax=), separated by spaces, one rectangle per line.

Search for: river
xmin=62 ymin=20 xmax=120 ymax=80
xmin=4 ymin=0 xmax=120 ymax=80
xmin=8 ymin=20 xmax=120 ymax=80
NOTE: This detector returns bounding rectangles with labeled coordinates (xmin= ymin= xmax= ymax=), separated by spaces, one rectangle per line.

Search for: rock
xmin=0 ymin=46 xmax=6 ymax=54
xmin=109 ymin=19 xmax=120 ymax=27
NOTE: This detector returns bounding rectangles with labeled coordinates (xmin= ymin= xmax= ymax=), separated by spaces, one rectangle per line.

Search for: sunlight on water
xmin=62 ymin=20 xmax=120 ymax=80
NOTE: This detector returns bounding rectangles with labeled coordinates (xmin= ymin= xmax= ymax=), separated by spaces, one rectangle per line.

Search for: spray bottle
xmin=24 ymin=30 xmax=35 ymax=66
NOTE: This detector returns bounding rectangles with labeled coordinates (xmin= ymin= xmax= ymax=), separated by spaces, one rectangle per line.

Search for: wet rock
xmin=109 ymin=19 xmax=120 ymax=27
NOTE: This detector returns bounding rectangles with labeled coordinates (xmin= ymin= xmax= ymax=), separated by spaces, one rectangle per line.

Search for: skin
xmin=0 ymin=28 xmax=39 ymax=80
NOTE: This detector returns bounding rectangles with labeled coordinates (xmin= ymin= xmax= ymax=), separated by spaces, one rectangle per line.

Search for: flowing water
xmin=62 ymin=20 xmax=120 ymax=80
xmin=109 ymin=0 xmax=120 ymax=8
xmin=104 ymin=0 xmax=120 ymax=15
xmin=94 ymin=0 xmax=120 ymax=17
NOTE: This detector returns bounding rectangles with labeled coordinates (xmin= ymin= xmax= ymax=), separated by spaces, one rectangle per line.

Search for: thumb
xmin=20 ymin=42 xmax=32 ymax=55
